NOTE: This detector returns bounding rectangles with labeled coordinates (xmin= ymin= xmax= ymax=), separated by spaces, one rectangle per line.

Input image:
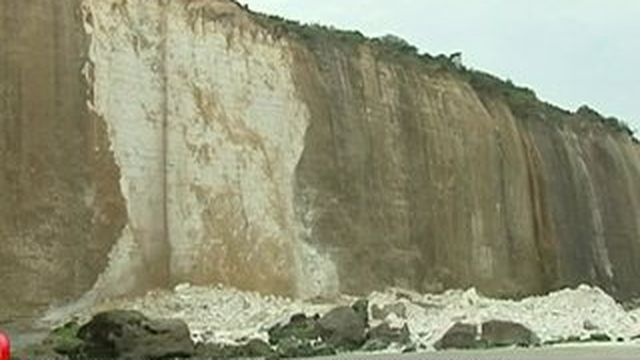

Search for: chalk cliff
xmin=1 ymin=0 xmax=639 ymax=321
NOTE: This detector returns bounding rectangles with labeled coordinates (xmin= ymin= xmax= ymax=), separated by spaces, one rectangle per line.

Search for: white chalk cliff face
xmin=83 ymin=0 xmax=338 ymax=301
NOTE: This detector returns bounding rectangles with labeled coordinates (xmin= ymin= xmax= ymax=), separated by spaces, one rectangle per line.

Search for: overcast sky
xmin=238 ymin=0 xmax=639 ymax=134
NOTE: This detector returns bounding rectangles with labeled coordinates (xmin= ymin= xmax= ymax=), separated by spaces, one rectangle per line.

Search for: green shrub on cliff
xmin=465 ymin=70 xmax=542 ymax=119
xmin=577 ymin=105 xmax=635 ymax=136
xmin=463 ymin=71 xmax=636 ymax=138
xmin=253 ymin=13 xmax=366 ymax=46
xmin=373 ymin=34 xmax=419 ymax=56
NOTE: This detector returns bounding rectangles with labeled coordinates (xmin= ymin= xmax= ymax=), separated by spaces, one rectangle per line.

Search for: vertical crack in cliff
xmin=159 ymin=0 xmax=171 ymax=289
xmin=60 ymin=0 xmax=174 ymax=310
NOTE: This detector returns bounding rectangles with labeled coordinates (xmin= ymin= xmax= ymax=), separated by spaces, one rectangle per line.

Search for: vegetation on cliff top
xmin=247 ymin=7 xmax=637 ymax=142
xmin=466 ymin=70 xmax=636 ymax=139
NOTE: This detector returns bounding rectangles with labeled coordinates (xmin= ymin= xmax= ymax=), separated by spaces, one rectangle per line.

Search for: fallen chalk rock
xmin=371 ymin=303 xmax=407 ymax=321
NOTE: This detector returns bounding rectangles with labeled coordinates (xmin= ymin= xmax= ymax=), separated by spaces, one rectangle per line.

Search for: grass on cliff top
xmin=247 ymin=7 xmax=637 ymax=142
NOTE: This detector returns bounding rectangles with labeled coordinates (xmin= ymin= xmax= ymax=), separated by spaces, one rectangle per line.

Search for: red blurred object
xmin=0 ymin=331 xmax=9 ymax=360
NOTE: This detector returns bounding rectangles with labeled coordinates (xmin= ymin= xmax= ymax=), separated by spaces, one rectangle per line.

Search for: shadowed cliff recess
xmin=1 ymin=0 xmax=639 ymax=321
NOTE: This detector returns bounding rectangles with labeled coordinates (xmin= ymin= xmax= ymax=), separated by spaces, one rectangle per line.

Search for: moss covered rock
xmin=46 ymin=321 xmax=84 ymax=355
xmin=268 ymin=313 xmax=322 ymax=346
xmin=77 ymin=310 xmax=194 ymax=360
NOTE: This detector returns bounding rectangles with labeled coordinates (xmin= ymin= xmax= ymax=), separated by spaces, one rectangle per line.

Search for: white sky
xmin=238 ymin=0 xmax=639 ymax=134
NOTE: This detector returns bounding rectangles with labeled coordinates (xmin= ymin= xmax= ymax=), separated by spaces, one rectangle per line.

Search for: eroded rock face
xmin=0 ymin=0 xmax=126 ymax=321
xmin=1 ymin=0 xmax=640 ymax=320
xmin=291 ymin=43 xmax=640 ymax=299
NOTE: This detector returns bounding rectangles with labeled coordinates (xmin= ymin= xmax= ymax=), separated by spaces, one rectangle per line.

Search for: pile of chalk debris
xmin=16 ymin=284 xmax=640 ymax=359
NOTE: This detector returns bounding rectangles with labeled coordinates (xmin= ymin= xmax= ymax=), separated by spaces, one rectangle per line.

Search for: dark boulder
xmin=317 ymin=306 xmax=366 ymax=350
xmin=268 ymin=313 xmax=322 ymax=346
xmin=361 ymin=338 xmax=390 ymax=352
xmin=543 ymin=335 xmax=581 ymax=346
xmin=351 ymin=299 xmax=370 ymax=327
xmin=362 ymin=323 xmax=410 ymax=351
xmin=240 ymin=339 xmax=276 ymax=357
xmin=402 ymin=343 xmax=417 ymax=353
xmin=588 ymin=333 xmax=612 ymax=342
xmin=434 ymin=323 xmax=479 ymax=350
xmin=276 ymin=337 xmax=335 ymax=359
xmin=267 ymin=313 xmax=338 ymax=357
xmin=195 ymin=339 xmax=276 ymax=359
xmin=480 ymin=320 xmax=539 ymax=348
xmin=77 ymin=310 xmax=194 ymax=360
xmin=194 ymin=343 xmax=231 ymax=359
